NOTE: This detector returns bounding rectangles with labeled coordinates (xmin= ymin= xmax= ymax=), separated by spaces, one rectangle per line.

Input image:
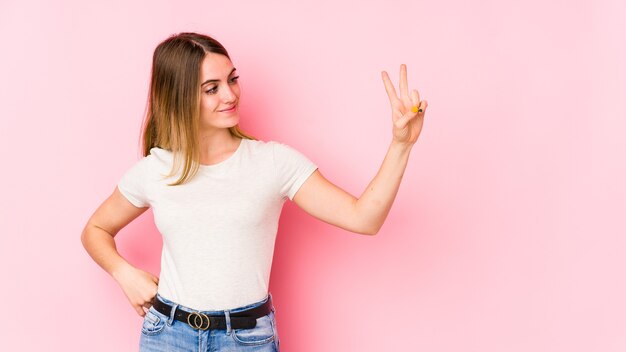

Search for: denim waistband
xmin=154 ymin=292 xmax=272 ymax=315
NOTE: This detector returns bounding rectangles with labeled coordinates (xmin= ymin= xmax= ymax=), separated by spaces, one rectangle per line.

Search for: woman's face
xmin=198 ymin=53 xmax=240 ymax=131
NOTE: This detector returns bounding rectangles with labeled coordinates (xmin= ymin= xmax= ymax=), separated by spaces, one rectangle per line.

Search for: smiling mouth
xmin=219 ymin=105 xmax=237 ymax=112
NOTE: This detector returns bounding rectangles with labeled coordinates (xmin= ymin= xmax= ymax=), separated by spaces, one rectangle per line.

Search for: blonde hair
xmin=140 ymin=32 xmax=257 ymax=186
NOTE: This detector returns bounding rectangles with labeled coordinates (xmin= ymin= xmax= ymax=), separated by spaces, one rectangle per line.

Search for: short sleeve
xmin=272 ymin=141 xmax=318 ymax=201
xmin=117 ymin=158 xmax=150 ymax=208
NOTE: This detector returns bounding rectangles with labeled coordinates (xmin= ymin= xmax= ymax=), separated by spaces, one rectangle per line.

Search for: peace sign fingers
xmin=399 ymin=64 xmax=412 ymax=105
xmin=381 ymin=64 xmax=428 ymax=145
xmin=381 ymin=70 xmax=403 ymax=115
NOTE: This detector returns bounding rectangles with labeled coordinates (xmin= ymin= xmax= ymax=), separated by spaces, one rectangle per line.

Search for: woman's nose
xmin=220 ymin=84 xmax=236 ymax=103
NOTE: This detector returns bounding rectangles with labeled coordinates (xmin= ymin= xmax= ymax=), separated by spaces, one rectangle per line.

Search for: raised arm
xmin=292 ymin=64 xmax=428 ymax=235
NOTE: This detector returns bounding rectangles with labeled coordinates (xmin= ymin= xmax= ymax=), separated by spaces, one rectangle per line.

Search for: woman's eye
xmin=205 ymin=76 xmax=238 ymax=94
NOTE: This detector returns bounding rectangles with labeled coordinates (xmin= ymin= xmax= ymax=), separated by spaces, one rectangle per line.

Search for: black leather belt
xmin=151 ymin=295 xmax=273 ymax=330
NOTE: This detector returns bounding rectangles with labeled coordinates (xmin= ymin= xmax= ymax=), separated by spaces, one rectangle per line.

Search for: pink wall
xmin=1 ymin=0 xmax=625 ymax=351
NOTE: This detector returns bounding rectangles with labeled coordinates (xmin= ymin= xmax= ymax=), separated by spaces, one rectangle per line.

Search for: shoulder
xmin=263 ymin=139 xmax=298 ymax=153
xmin=146 ymin=147 xmax=173 ymax=164
xmin=244 ymin=139 xmax=309 ymax=165
xmin=268 ymin=140 xmax=311 ymax=159
xmin=245 ymin=138 xmax=274 ymax=148
xmin=243 ymin=138 xmax=282 ymax=156
xmin=120 ymin=147 xmax=174 ymax=180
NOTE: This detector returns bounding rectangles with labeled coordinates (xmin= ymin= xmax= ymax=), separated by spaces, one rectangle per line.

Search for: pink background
xmin=1 ymin=0 xmax=625 ymax=351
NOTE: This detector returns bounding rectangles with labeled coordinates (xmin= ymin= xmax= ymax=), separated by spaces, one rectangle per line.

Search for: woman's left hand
xmin=381 ymin=64 xmax=428 ymax=146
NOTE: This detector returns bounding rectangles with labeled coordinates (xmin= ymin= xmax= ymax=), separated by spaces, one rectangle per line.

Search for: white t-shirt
xmin=117 ymin=138 xmax=318 ymax=311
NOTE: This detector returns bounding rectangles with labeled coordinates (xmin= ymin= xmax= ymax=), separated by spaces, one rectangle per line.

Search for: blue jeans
xmin=139 ymin=293 xmax=280 ymax=351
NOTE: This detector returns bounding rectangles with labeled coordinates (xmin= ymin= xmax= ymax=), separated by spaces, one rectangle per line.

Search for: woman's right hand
xmin=112 ymin=263 xmax=160 ymax=317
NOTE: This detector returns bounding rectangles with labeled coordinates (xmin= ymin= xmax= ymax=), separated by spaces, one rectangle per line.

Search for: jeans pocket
xmin=231 ymin=312 xmax=276 ymax=346
xmin=141 ymin=307 xmax=167 ymax=336
xmin=270 ymin=309 xmax=280 ymax=350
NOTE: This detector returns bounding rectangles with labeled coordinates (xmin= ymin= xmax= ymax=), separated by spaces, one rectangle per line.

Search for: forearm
xmin=81 ymin=225 xmax=132 ymax=281
xmin=356 ymin=140 xmax=413 ymax=235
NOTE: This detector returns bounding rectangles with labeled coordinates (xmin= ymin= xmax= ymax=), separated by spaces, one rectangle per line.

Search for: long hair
xmin=140 ymin=32 xmax=257 ymax=186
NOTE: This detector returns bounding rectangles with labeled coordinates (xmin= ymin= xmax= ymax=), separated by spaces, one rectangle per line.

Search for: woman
xmin=81 ymin=32 xmax=427 ymax=351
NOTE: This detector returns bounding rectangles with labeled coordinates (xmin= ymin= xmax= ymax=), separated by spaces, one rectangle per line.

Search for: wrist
xmin=111 ymin=260 xmax=132 ymax=282
xmin=390 ymin=140 xmax=413 ymax=154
